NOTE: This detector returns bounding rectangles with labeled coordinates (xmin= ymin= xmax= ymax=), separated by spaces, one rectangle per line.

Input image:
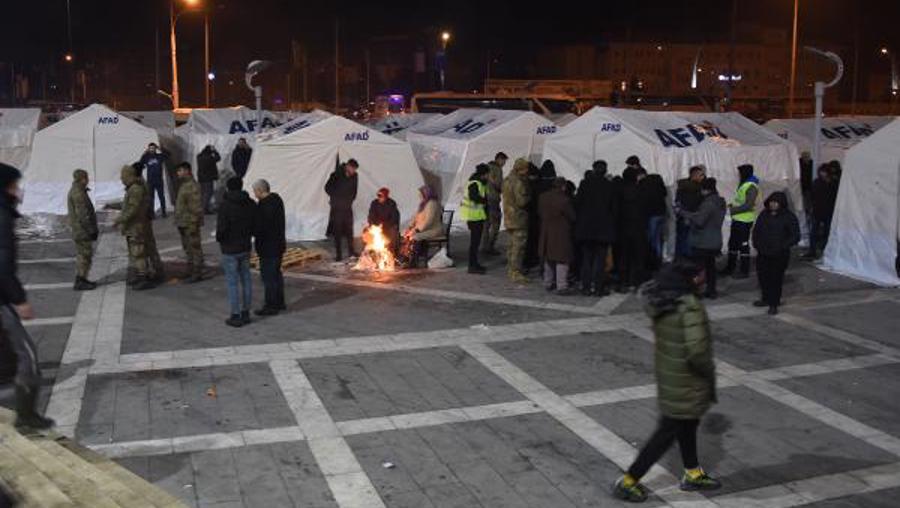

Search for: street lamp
xmin=879 ymin=47 xmax=898 ymax=98
xmin=245 ymin=60 xmax=272 ymax=139
xmin=804 ymin=46 xmax=843 ymax=173
xmin=169 ymin=0 xmax=209 ymax=110
xmin=439 ymin=31 xmax=451 ymax=90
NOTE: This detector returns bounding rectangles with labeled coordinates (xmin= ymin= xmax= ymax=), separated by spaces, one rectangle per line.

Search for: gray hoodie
xmin=683 ymin=192 xmax=726 ymax=251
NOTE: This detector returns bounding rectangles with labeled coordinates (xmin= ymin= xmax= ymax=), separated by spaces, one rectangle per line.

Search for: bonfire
xmin=353 ymin=225 xmax=396 ymax=272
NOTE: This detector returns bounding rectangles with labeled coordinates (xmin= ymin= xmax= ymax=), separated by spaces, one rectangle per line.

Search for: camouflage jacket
xmin=175 ymin=176 xmax=204 ymax=229
xmin=485 ymin=161 xmax=504 ymax=203
xmin=502 ymin=172 xmax=531 ymax=229
xmin=116 ymin=180 xmax=150 ymax=238
xmin=67 ymin=181 xmax=98 ymax=242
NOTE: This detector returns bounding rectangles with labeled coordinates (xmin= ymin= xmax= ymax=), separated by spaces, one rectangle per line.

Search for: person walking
xmin=803 ymin=164 xmax=838 ymax=259
xmin=197 ymin=144 xmax=222 ymax=215
xmin=575 ymin=161 xmax=617 ymax=296
xmin=139 ymin=143 xmax=169 ymax=218
xmin=480 ymin=152 xmax=507 ymax=256
xmin=461 ymin=164 xmax=489 ymax=274
xmin=252 ymin=179 xmax=287 ymax=316
xmin=231 ymin=137 xmax=253 ymax=179
xmin=325 ymin=159 xmax=359 ymax=261
xmin=115 ymin=165 xmax=161 ymax=290
xmin=613 ymin=261 xmax=722 ymax=502
xmin=0 ymin=163 xmax=55 ymax=430
xmin=675 ymin=165 xmax=706 ymax=259
xmin=682 ymin=178 xmax=726 ymax=299
xmin=752 ymin=192 xmax=800 ymax=315
xmin=67 ymin=169 xmax=99 ymax=291
xmin=502 ymin=158 xmax=532 ymax=284
xmin=367 ymin=187 xmax=401 ymax=255
xmin=722 ymin=164 xmax=759 ymax=279
xmin=174 ymin=162 xmax=205 ymax=283
xmin=538 ymin=177 xmax=576 ymax=295
xmin=216 ymin=177 xmax=256 ymax=327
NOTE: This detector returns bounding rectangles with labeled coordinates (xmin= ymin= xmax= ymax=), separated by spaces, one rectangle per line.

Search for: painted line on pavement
xmin=18 ymin=238 xmax=71 ymax=245
xmin=19 ymin=257 xmax=75 ymax=264
xmin=24 ymin=282 xmax=73 ymax=291
xmin=22 ymin=316 xmax=75 ymax=327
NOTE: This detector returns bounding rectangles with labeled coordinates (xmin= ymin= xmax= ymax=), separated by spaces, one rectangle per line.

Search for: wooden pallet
xmin=0 ymin=407 xmax=187 ymax=508
xmin=249 ymin=247 xmax=327 ymax=270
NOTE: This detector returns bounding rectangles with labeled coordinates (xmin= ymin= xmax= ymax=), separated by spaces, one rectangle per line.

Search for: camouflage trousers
xmin=178 ymin=226 xmax=204 ymax=276
xmin=480 ymin=202 xmax=502 ymax=252
xmin=74 ymin=240 xmax=94 ymax=279
xmin=127 ymin=233 xmax=164 ymax=281
xmin=506 ymin=228 xmax=528 ymax=276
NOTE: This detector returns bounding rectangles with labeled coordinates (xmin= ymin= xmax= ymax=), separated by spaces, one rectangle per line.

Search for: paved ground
xmin=14 ymin=214 xmax=900 ymax=507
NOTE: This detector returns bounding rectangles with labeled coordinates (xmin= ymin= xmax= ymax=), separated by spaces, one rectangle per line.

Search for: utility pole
xmin=851 ymin=5 xmax=859 ymax=115
xmin=726 ymin=0 xmax=737 ymax=110
xmin=788 ymin=0 xmax=799 ymax=117
xmin=365 ymin=47 xmax=371 ymax=107
xmin=334 ymin=18 xmax=340 ymax=113
xmin=169 ymin=0 xmax=180 ymax=110
xmin=204 ymin=10 xmax=210 ymax=107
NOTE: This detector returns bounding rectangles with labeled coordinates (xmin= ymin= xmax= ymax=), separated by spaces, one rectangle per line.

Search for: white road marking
xmin=18 ymin=238 xmax=71 ymax=245
xmin=19 ymin=257 xmax=75 ymax=264
xmin=24 ymin=282 xmax=73 ymax=291
xmin=22 ymin=316 xmax=75 ymax=327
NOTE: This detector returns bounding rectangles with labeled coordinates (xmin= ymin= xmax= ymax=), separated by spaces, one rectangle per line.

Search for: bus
xmin=410 ymin=92 xmax=585 ymax=116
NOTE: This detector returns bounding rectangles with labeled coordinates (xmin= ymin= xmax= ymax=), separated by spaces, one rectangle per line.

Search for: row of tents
xmin=2 ymin=104 xmax=897 ymax=286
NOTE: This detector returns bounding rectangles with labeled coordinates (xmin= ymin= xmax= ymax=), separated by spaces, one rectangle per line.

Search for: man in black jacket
xmin=575 ymin=160 xmax=618 ymax=296
xmin=197 ymin=145 xmax=222 ymax=214
xmin=752 ymin=192 xmax=800 ymax=315
xmin=325 ymin=159 xmax=359 ymax=261
xmin=231 ymin=137 xmax=253 ymax=179
xmin=0 ymin=163 xmax=54 ymax=430
xmin=217 ymin=177 xmax=257 ymax=327
xmin=675 ymin=165 xmax=706 ymax=259
xmin=252 ymin=179 xmax=287 ymax=316
xmin=803 ymin=164 xmax=838 ymax=259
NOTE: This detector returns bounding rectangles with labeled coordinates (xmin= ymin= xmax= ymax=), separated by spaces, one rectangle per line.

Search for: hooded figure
xmin=613 ymin=261 xmax=721 ymax=502
xmin=752 ymin=192 xmax=800 ymax=315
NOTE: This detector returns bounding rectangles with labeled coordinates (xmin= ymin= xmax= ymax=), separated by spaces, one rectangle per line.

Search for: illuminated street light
xmin=881 ymin=47 xmax=890 ymax=55
xmin=441 ymin=31 xmax=451 ymax=44
xmin=207 ymin=71 xmax=216 ymax=81
xmin=439 ymin=31 xmax=451 ymax=90
xmin=170 ymin=0 xmax=208 ymax=110
xmin=64 ymin=54 xmax=74 ymax=63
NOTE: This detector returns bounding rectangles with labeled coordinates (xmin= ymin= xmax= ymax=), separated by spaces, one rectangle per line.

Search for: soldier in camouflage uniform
xmin=175 ymin=162 xmax=205 ymax=282
xmin=114 ymin=165 xmax=162 ymax=290
xmin=480 ymin=152 xmax=507 ymax=256
xmin=67 ymin=169 xmax=99 ymax=291
xmin=502 ymin=158 xmax=532 ymax=284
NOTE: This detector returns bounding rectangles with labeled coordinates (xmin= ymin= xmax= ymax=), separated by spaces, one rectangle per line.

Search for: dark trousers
xmin=467 ymin=220 xmax=484 ymax=268
xmin=200 ymin=181 xmax=215 ymax=213
xmin=807 ymin=217 xmax=832 ymax=255
xmin=692 ymin=248 xmax=719 ymax=296
xmin=580 ymin=241 xmax=610 ymax=293
xmin=675 ymin=219 xmax=693 ymax=259
xmin=725 ymin=221 xmax=753 ymax=275
xmin=627 ymin=416 xmax=700 ymax=480
xmin=260 ymin=255 xmax=286 ymax=310
xmin=757 ymin=251 xmax=790 ymax=307
xmin=620 ymin=234 xmax=648 ymax=288
xmin=149 ymin=178 xmax=166 ymax=215
xmin=0 ymin=305 xmax=40 ymax=389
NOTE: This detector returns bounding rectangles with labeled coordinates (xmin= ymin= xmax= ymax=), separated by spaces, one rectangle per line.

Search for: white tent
xmin=406 ymin=108 xmax=556 ymax=209
xmin=178 ymin=106 xmax=287 ymax=174
xmin=822 ymin=118 xmax=900 ymax=286
xmin=0 ymin=108 xmax=40 ymax=170
xmin=21 ymin=104 xmax=158 ymax=215
xmin=244 ymin=111 xmax=425 ymax=241
xmin=369 ymin=113 xmax=443 ymax=140
xmin=764 ymin=116 xmax=894 ymax=163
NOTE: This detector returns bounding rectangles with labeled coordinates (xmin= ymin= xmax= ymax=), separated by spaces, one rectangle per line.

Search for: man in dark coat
xmin=538 ymin=177 xmax=576 ymax=295
xmin=231 ymin=137 xmax=253 ymax=179
xmin=253 ymin=179 xmax=287 ymax=316
xmin=575 ymin=160 xmax=618 ymax=296
xmin=367 ymin=187 xmax=401 ymax=255
xmin=639 ymin=173 xmax=668 ymax=271
xmin=619 ymin=168 xmax=650 ymax=290
xmin=752 ymin=192 xmax=800 ymax=315
xmin=675 ymin=165 xmax=706 ymax=259
xmin=804 ymin=164 xmax=838 ymax=259
xmin=325 ymin=159 xmax=359 ymax=261
xmin=682 ymin=178 xmax=726 ymax=299
xmin=0 ymin=163 xmax=55 ymax=430
xmin=217 ymin=177 xmax=257 ymax=327
xmin=138 ymin=143 xmax=169 ymax=218
xmin=197 ymin=144 xmax=222 ymax=214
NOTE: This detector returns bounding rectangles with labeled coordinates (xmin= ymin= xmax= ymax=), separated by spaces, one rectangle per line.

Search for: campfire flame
xmin=353 ymin=225 xmax=396 ymax=272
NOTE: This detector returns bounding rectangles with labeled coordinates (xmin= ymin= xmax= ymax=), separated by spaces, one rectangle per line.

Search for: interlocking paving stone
xmin=794 ymin=300 xmax=900 ymax=349
xmin=17 ymin=262 xmax=75 ymax=285
xmin=489 ymin=330 xmax=656 ymax=395
xmin=77 ymin=363 xmax=295 ymax=444
xmin=798 ymin=486 xmax=900 ymax=507
xmin=345 ymin=413 xmax=666 ymax=507
xmin=301 ymin=347 xmax=525 ymax=421
xmin=777 ymin=364 xmax=900 ymax=438
xmin=583 ymin=386 xmax=897 ymax=496
xmin=710 ymin=316 xmax=876 ymax=371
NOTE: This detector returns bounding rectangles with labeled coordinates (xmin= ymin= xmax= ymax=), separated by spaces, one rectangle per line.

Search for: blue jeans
xmin=221 ymin=252 xmax=252 ymax=316
xmin=647 ymin=215 xmax=666 ymax=262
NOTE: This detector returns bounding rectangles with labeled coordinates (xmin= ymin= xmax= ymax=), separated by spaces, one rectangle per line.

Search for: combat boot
xmin=14 ymin=385 xmax=55 ymax=431
xmin=73 ymin=277 xmax=97 ymax=291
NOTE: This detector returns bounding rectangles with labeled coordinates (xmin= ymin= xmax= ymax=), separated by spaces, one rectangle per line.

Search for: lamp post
xmin=788 ymin=0 xmax=800 ymax=117
xmin=804 ymin=46 xmax=843 ymax=173
xmin=169 ymin=0 xmax=207 ymax=110
xmin=245 ymin=60 xmax=272 ymax=140
xmin=879 ymin=47 xmax=898 ymax=111
xmin=439 ymin=31 xmax=451 ymax=90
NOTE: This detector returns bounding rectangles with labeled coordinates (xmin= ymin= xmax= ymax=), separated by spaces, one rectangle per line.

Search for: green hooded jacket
xmin=502 ymin=159 xmax=531 ymax=230
xmin=115 ymin=165 xmax=150 ymax=238
xmin=67 ymin=178 xmax=98 ymax=242
xmin=175 ymin=176 xmax=203 ymax=229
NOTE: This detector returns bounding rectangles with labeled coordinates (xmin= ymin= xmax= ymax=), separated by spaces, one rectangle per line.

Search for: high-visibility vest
xmin=459 ymin=179 xmax=487 ymax=222
xmin=732 ymin=180 xmax=759 ymax=223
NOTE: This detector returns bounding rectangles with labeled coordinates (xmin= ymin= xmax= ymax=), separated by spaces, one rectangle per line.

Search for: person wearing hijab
xmin=402 ymin=185 xmax=444 ymax=265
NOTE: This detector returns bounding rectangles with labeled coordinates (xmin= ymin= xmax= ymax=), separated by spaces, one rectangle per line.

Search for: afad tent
xmin=544 ymin=106 xmax=802 ymax=216
xmin=368 ymin=113 xmax=443 ymax=140
xmin=548 ymin=112 xmax=579 ymax=127
xmin=406 ymin=108 xmax=557 ymax=209
xmin=823 ymin=118 xmax=900 ymax=286
xmin=0 ymin=108 xmax=40 ymax=170
xmin=764 ymin=116 xmax=894 ymax=163
xmin=177 ymin=106 xmax=294 ymax=174
xmin=22 ymin=104 xmax=158 ymax=215
xmin=244 ymin=110 xmax=425 ymax=241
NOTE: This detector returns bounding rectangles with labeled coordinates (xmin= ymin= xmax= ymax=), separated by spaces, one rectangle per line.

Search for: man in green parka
xmin=613 ymin=261 xmax=722 ymax=502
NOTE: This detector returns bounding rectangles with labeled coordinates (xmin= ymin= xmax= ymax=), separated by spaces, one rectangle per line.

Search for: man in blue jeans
xmin=216 ymin=177 xmax=257 ymax=327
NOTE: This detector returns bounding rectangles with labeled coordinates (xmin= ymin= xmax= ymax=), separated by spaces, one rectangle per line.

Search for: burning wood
xmin=353 ymin=225 xmax=396 ymax=272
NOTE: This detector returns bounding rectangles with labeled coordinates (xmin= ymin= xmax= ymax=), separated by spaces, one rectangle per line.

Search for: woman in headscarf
xmin=401 ymin=185 xmax=445 ymax=266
